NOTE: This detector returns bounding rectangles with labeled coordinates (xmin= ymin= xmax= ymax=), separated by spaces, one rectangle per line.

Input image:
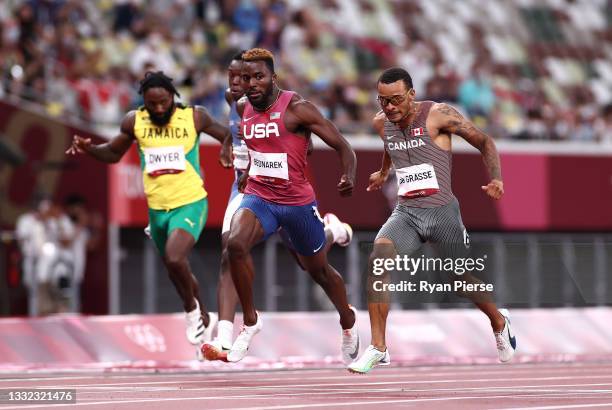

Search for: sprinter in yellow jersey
xmin=66 ymin=71 xmax=232 ymax=353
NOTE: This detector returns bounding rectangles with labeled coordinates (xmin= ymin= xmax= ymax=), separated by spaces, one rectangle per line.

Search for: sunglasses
xmin=376 ymin=90 xmax=412 ymax=107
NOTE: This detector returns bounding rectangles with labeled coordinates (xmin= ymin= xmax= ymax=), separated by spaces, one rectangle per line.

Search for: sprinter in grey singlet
xmin=348 ymin=68 xmax=517 ymax=374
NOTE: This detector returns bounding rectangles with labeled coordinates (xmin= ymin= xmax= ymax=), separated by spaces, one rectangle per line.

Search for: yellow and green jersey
xmin=133 ymin=106 xmax=207 ymax=210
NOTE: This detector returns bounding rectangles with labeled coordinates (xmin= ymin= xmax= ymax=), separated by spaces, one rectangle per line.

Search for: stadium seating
xmin=0 ymin=0 xmax=609 ymax=140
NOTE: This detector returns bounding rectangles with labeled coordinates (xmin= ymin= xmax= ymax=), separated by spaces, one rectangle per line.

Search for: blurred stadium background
xmin=1 ymin=0 xmax=612 ymax=371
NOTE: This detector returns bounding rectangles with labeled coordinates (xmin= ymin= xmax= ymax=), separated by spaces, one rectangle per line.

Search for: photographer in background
xmin=62 ymin=195 xmax=103 ymax=312
xmin=15 ymin=196 xmax=75 ymax=315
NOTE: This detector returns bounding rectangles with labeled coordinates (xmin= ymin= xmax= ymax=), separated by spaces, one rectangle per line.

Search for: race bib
xmin=233 ymin=142 xmax=249 ymax=171
xmin=396 ymin=163 xmax=439 ymax=198
xmin=143 ymin=146 xmax=186 ymax=177
xmin=248 ymin=150 xmax=288 ymax=185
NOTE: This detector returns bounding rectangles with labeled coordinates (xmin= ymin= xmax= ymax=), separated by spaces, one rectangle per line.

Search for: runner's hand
xmin=219 ymin=144 xmax=233 ymax=168
xmin=65 ymin=135 xmax=91 ymax=155
xmin=481 ymin=179 xmax=504 ymax=200
xmin=366 ymin=170 xmax=388 ymax=192
xmin=337 ymin=174 xmax=354 ymax=197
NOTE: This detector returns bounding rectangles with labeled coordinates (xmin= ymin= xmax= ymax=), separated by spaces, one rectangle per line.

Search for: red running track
xmin=2 ymin=362 xmax=612 ymax=409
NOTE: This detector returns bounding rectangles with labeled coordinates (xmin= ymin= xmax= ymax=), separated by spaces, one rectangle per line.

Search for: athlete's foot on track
xmin=495 ymin=309 xmax=516 ymax=363
xmin=227 ymin=313 xmax=263 ymax=363
xmin=341 ymin=306 xmax=360 ymax=365
xmin=348 ymin=345 xmax=390 ymax=374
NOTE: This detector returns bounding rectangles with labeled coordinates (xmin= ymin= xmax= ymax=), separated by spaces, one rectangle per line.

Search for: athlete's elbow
xmin=484 ymin=136 xmax=499 ymax=152
xmin=475 ymin=135 xmax=495 ymax=153
xmin=107 ymin=155 xmax=121 ymax=164
xmin=335 ymin=141 xmax=354 ymax=158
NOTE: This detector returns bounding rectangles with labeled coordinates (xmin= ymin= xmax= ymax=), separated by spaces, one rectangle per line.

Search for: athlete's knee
xmin=164 ymin=253 xmax=188 ymax=273
xmin=367 ymin=242 xmax=395 ymax=302
xmin=227 ymin=236 xmax=249 ymax=261
xmin=220 ymin=246 xmax=230 ymax=268
xmin=370 ymin=239 xmax=396 ymax=262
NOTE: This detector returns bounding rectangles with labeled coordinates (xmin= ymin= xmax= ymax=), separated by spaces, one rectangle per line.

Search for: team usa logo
xmin=243 ymin=123 xmax=280 ymax=139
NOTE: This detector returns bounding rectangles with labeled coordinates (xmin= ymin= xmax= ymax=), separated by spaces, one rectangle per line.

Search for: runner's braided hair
xmin=138 ymin=71 xmax=181 ymax=97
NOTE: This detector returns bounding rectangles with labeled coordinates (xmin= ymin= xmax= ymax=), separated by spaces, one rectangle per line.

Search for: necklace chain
xmin=254 ymin=88 xmax=281 ymax=112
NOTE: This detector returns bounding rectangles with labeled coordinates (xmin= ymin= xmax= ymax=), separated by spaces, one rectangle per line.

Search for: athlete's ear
xmin=272 ymin=72 xmax=278 ymax=84
xmin=409 ymin=88 xmax=416 ymax=98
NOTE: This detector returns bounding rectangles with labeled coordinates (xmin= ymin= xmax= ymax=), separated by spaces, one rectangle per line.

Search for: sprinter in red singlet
xmin=225 ymin=48 xmax=359 ymax=364
xmin=202 ymin=51 xmax=354 ymax=362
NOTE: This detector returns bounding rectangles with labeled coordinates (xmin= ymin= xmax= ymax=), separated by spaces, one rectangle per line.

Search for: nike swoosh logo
xmin=381 ymin=351 xmax=390 ymax=364
xmin=184 ymin=218 xmax=195 ymax=228
xmin=242 ymin=115 xmax=257 ymax=123
xmin=508 ymin=330 xmax=516 ymax=350
xmin=349 ymin=337 xmax=360 ymax=359
xmin=313 ymin=242 xmax=325 ymax=253
xmin=506 ymin=318 xmax=517 ymax=350
xmin=386 ymin=135 xmax=396 ymax=140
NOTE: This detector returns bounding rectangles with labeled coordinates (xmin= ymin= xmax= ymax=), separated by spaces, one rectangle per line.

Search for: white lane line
xmin=70 ymin=387 xmax=612 ymax=402
xmin=60 ymin=381 xmax=612 ymax=394
xmin=2 ymin=385 xmax=612 ymax=410
xmin=70 ymin=391 xmax=612 ymax=405
xmin=0 ymin=376 xmax=104 ymax=383
xmin=11 ymin=368 xmax=612 ymax=390
xmin=212 ymin=397 xmax=612 ymax=410
xmin=0 ymin=392 xmax=604 ymax=410
xmin=492 ymin=403 xmax=612 ymax=410
xmin=4 ymin=362 xmax=612 ymax=386
xmin=33 ymin=374 xmax=612 ymax=391
xmin=70 ymin=391 xmax=610 ymax=401
xmin=3 ymin=362 xmax=612 ymax=383
xmin=22 ymin=383 xmax=612 ymax=406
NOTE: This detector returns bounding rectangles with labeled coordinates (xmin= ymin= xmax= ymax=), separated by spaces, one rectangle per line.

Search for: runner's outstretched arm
xmin=66 ymin=112 xmax=135 ymax=163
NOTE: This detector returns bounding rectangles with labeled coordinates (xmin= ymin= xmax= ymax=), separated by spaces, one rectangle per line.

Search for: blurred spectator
xmin=257 ymin=7 xmax=284 ymax=52
xmin=424 ymin=63 xmax=459 ymax=103
xmin=232 ymin=0 xmax=261 ymax=45
xmin=15 ymin=195 xmax=76 ymax=315
xmin=190 ymin=66 xmax=226 ymax=119
xmin=112 ymin=0 xmax=142 ymax=34
xmin=458 ymin=66 xmax=496 ymax=118
xmin=129 ymin=29 xmax=181 ymax=79
xmin=513 ymin=109 xmax=550 ymax=140
xmin=63 ymin=194 xmax=102 ymax=312
xmin=596 ymin=103 xmax=612 ymax=144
